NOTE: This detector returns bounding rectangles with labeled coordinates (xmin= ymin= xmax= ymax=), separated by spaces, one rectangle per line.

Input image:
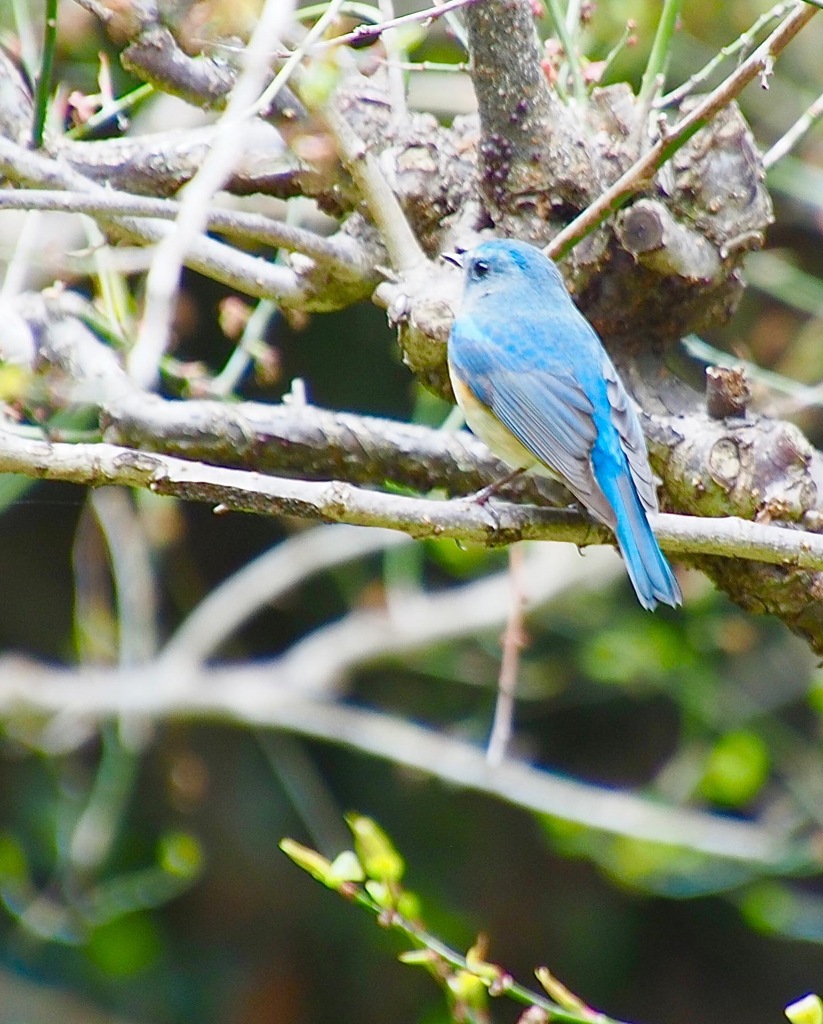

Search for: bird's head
xmin=443 ymin=239 xmax=570 ymax=308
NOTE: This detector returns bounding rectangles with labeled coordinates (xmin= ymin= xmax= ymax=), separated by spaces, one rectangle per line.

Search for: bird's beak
xmin=441 ymin=250 xmax=465 ymax=269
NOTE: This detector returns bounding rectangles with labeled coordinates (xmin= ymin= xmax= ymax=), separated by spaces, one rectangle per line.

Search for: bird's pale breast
xmin=451 ymin=369 xmax=545 ymax=474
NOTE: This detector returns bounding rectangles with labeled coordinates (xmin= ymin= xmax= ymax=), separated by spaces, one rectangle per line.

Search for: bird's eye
xmin=472 ymin=259 xmax=490 ymax=278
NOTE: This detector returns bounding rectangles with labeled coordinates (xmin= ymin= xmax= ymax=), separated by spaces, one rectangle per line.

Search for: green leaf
xmin=87 ymin=912 xmax=163 ymax=977
xmin=698 ymin=731 xmax=770 ymax=806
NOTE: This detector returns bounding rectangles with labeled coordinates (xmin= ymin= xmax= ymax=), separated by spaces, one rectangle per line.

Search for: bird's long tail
xmin=606 ymin=469 xmax=682 ymax=611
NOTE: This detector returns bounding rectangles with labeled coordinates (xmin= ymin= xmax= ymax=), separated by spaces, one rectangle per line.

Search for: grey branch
xmin=0 ymin=136 xmax=306 ymax=305
xmin=0 ymin=189 xmax=371 ymax=282
xmin=61 ymin=123 xmax=327 ymax=201
xmin=462 ymin=0 xmax=598 ymax=236
xmin=0 ymin=656 xmax=792 ymax=865
xmin=10 ymin=295 xmax=823 ymax=651
xmin=3 ymin=427 xmax=823 ymax=572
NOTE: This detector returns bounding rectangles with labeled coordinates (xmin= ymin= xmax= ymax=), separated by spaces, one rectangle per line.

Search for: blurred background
xmin=1 ymin=1 xmax=823 ymax=1023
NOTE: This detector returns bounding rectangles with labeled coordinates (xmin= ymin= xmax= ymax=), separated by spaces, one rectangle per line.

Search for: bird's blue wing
xmin=450 ymin=314 xmax=615 ymax=523
xmin=488 ymin=369 xmax=617 ymax=528
xmin=603 ymin=362 xmax=659 ymax=514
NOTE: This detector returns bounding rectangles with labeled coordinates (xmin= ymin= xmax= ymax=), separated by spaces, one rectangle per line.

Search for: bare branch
xmin=268 ymin=542 xmax=621 ymax=694
xmin=132 ymin=0 xmax=298 ymax=387
xmin=0 ymin=657 xmax=791 ymax=865
xmin=462 ymin=0 xmax=598 ymax=237
xmin=0 ymin=137 xmax=306 ymax=304
xmin=325 ymin=97 xmax=428 ymax=274
xmin=59 ymin=124 xmax=328 ymax=201
xmin=317 ymin=0 xmax=481 ymax=50
xmin=3 ymin=427 xmax=823 ymax=576
xmin=0 ymin=189 xmax=371 ymax=280
xmin=546 ymin=2 xmax=817 ymax=258
xmin=487 ymin=544 xmax=525 ymax=765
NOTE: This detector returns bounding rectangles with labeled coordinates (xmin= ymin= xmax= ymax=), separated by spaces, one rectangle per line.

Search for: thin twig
xmin=66 ymin=82 xmax=155 ymax=140
xmin=657 ymin=0 xmax=795 ymax=107
xmin=0 ymin=211 xmax=44 ymax=299
xmin=543 ymin=0 xmax=586 ymax=103
xmin=0 ymin=137 xmax=306 ymax=304
xmin=546 ymin=1 xmax=818 ymax=259
xmin=637 ymin=0 xmax=682 ymax=110
xmin=250 ymin=0 xmax=346 ymax=118
xmin=597 ymin=21 xmax=638 ymax=85
xmin=324 ymin=102 xmax=428 ymax=273
xmin=131 ymin=0 xmax=300 ymax=387
xmin=271 ymin=544 xmax=619 ymax=695
xmin=378 ymin=0 xmax=409 ymax=121
xmin=209 ymin=298 xmax=277 ymax=398
xmin=314 ymin=0 xmax=482 ymax=51
xmin=90 ymin=488 xmax=159 ymax=668
xmin=763 ymin=85 xmax=823 ymax=167
xmin=0 ymin=189 xmax=371 ymax=279
xmin=31 ymin=0 xmax=58 ymax=147
xmin=486 ymin=544 xmax=526 ymax=766
xmin=326 ymin=880 xmax=631 ymax=1024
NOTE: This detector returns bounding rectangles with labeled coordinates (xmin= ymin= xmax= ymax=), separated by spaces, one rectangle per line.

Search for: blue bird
xmin=445 ymin=238 xmax=681 ymax=610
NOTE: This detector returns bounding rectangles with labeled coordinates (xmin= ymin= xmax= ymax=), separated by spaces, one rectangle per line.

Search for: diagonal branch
xmin=324 ymin=100 xmax=428 ymax=274
xmin=546 ymin=1 xmax=818 ymax=258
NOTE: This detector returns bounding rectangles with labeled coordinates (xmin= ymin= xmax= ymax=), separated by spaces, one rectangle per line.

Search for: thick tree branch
xmin=10 ymin=292 xmax=823 ymax=654
xmin=59 ymin=124 xmax=331 ymax=201
xmin=3 ymin=427 xmax=823 ymax=574
xmin=104 ymin=392 xmax=537 ymax=497
xmin=462 ymin=0 xmax=598 ymax=236
xmin=73 ymin=0 xmax=307 ymax=125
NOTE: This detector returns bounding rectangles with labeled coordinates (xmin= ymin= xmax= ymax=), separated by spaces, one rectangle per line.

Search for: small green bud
xmin=346 ymin=814 xmax=405 ymax=883
xmin=364 ymin=879 xmax=394 ymax=909
xmin=448 ymin=969 xmax=488 ymax=1009
xmin=328 ymin=850 xmax=365 ymax=884
xmin=279 ymin=839 xmax=336 ymax=887
xmin=399 ymin=948 xmax=445 ymax=982
xmin=535 ymin=967 xmax=592 ymax=1016
xmin=395 ymin=889 xmax=421 ymax=921
xmin=466 ymin=941 xmax=504 ymax=984
xmin=399 ymin=949 xmax=439 ymax=966
xmin=786 ymin=994 xmax=823 ymax=1024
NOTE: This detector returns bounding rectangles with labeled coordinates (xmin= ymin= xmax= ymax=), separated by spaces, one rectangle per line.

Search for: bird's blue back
xmin=447 ymin=238 xmax=681 ymax=611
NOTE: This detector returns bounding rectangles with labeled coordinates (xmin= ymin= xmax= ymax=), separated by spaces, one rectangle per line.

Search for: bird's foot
xmin=465 ymin=467 xmax=526 ymax=506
